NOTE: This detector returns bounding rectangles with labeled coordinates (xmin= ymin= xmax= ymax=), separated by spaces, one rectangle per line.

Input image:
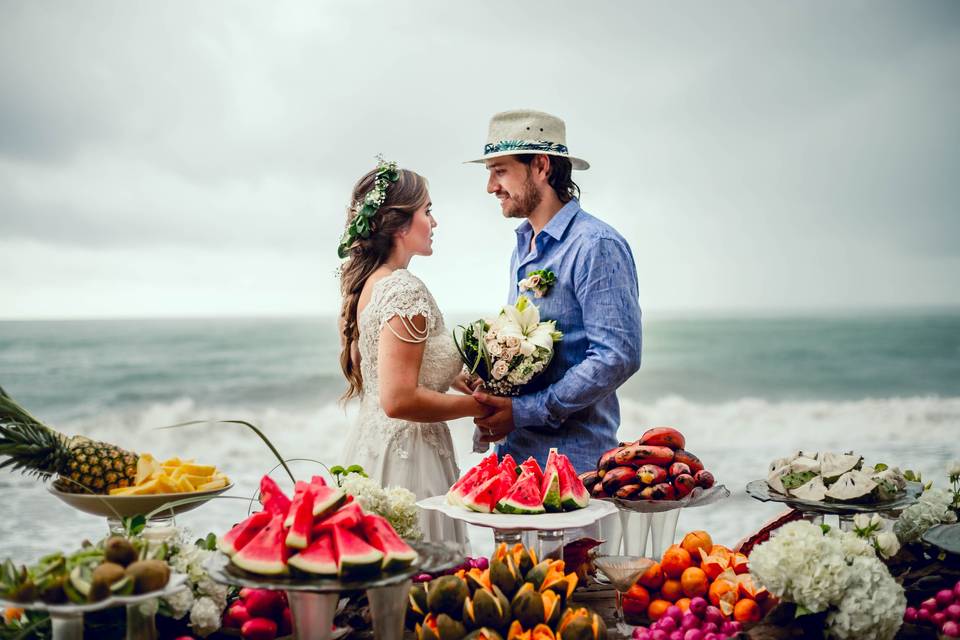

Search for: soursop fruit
xmin=789 ymin=475 xmax=827 ymax=501
xmin=824 ymin=470 xmax=877 ymax=502
xmin=820 ymin=453 xmax=863 ymax=483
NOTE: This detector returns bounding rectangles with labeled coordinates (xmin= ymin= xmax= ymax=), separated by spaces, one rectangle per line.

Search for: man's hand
xmin=451 ymin=370 xmax=482 ymax=395
xmin=473 ymin=390 xmax=515 ymax=443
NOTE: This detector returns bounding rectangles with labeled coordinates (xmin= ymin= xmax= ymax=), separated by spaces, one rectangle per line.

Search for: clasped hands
xmin=451 ymin=371 xmax=515 ymax=444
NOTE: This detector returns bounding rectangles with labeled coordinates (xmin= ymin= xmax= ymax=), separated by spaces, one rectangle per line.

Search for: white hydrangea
xmin=749 ymin=521 xmax=852 ymax=613
xmin=894 ymin=487 xmax=958 ymax=543
xmin=197 ymin=577 xmax=228 ymax=610
xmin=189 ymin=596 xmax=222 ymax=638
xmin=826 ymin=555 xmax=906 ymax=640
xmin=339 ymin=474 xmax=422 ymax=540
xmin=164 ymin=586 xmax=195 ymax=619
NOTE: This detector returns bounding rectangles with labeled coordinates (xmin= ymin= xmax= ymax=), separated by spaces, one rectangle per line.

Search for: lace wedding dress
xmin=341 ymin=269 xmax=468 ymax=547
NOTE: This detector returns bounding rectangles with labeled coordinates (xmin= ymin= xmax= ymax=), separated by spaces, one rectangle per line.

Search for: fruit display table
xmin=207 ymin=540 xmax=460 ymax=640
xmin=418 ymin=495 xmax=618 ymax=560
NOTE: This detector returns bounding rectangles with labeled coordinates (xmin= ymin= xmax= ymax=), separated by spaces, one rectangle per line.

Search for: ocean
xmin=1 ymin=312 xmax=959 ymax=563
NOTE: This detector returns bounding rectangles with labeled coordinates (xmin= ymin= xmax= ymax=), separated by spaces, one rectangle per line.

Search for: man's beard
xmin=502 ymin=172 xmax=542 ymax=219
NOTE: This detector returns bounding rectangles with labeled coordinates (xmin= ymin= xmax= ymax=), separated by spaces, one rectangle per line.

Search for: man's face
xmin=486 ymin=156 xmax=542 ymax=219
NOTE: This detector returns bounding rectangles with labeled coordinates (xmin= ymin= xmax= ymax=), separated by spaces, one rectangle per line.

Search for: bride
xmin=337 ymin=159 xmax=484 ymax=546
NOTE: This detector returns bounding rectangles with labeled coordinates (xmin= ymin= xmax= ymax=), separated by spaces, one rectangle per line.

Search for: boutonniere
xmin=519 ymin=269 xmax=557 ymax=298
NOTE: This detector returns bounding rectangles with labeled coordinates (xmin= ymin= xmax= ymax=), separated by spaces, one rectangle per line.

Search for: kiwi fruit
xmin=104 ymin=537 xmax=138 ymax=567
xmin=125 ymin=560 xmax=170 ymax=594
xmin=90 ymin=562 xmax=127 ymax=601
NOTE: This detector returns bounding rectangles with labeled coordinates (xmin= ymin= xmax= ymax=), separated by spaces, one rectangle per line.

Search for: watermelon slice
xmin=557 ymin=453 xmax=589 ymax=510
xmin=259 ymin=476 xmax=292 ymax=515
xmin=218 ymin=511 xmax=272 ymax=556
xmin=331 ymin=525 xmax=383 ymax=576
xmin=447 ymin=452 xmax=498 ymax=506
xmin=541 ymin=449 xmax=562 ymax=512
xmin=311 ymin=484 xmax=347 ymax=517
xmin=232 ymin=512 xmax=290 ymax=575
xmin=288 ymin=533 xmax=337 ymax=576
xmin=520 ymin=456 xmax=544 ymax=485
xmin=361 ymin=514 xmax=419 ymax=570
xmin=310 ymin=474 xmax=327 ymax=487
xmin=313 ymin=500 xmax=365 ymax=533
xmin=496 ymin=470 xmax=545 ymax=514
xmin=285 ymin=484 xmax=316 ymax=549
xmin=463 ymin=474 xmax=502 ymax=513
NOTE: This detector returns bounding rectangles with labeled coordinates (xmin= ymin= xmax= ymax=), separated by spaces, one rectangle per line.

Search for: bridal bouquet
xmin=453 ymin=297 xmax=562 ymax=396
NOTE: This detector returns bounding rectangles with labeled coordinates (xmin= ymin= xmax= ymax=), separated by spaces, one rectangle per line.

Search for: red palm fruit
xmin=668 ymin=462 xmax=691 ymax=478
xmin=672 ymin=449 xmax=704 ymax=474
xmin=613 ymin=445 xmax=675 ymax=468
xmin=597 ymin=447 xmax=624 ymax=475
xmin=650 ymin=483 xmax=677 ymax=500
xmin=674 ymin=474 xmax=696 ymax=497
xmin=694 ymin=470 xmax=715 ymax=488
xmin=637 ymin=464 xmax=668 ymax=485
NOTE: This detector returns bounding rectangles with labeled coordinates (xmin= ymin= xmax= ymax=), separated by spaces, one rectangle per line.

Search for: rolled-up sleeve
xmin=512 ymin=237 xmax=642 ymax=429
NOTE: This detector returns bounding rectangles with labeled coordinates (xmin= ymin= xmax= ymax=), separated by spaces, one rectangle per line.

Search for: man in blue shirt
xmin=467 ymin=109 xmax=643 ymax=475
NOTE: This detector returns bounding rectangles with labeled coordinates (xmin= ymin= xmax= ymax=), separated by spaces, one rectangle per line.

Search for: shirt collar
xmin=514 ymin=198 xmax=581 ymax=242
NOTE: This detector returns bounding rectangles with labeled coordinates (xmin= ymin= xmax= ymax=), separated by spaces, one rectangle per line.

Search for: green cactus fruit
xmin=510 ymin=583 xmax=545 ymax=629
xmin=464 ymin=585 xmax=510 ymax=630
xmin=427 ymin=575 xmax=469 ymax=617
xmin=557 ymin=608 xmax=607 ymax=640
xmin=436 ymin=613 xmax=467 ymax=640
xmin=490 ymin=555 xmax=521 ymax=599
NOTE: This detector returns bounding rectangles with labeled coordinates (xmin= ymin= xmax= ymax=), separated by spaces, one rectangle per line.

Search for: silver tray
xmin=206 ymin=540 xmax=461 ymax=593
xmin=745 ymin=479 xmax=922 ymax=514
xmin=923 ymin=523 xmax=960 ymax=555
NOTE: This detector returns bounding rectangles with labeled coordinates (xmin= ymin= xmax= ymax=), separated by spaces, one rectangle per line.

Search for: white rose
xmin=875 ymin=531 xmax=900 ymax=559
xmin=853 ymin=514 xmax=872 ymax=530
xmin=491 ymin=360 xmax=510 ymax=380
xmin=518 ymin=278 xmax=532 ymax=291
xmin=485 ymin=339 xmax=502 ymax=356
xmin=502 ymin=345 xmax=519 ymax=360
xmin=948 ymin=460 xmax=960 ymax=479
xmin=527 ymin=274 xmax=542 ymax=287
xmin=870 ymin=514 xmax=883 ymax=529
xmin=503 ymin=335 xmax=520 ymax=349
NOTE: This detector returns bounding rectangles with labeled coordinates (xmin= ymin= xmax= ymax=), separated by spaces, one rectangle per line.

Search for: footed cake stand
xmin=207 ymin=540 xmax=460 ymax=640
xmin=418 ymin=496 xmax=618 ymax=560
xmin=599 ymin=485 xmax=731 ymax=559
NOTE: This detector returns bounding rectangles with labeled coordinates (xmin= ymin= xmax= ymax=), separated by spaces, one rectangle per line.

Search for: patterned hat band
xmin=483 ymin=140 xmax=570 ymax=155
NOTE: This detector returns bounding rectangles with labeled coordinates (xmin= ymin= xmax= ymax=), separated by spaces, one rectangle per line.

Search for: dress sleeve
xmin=376 ymin=273 xmax=436 ymax=342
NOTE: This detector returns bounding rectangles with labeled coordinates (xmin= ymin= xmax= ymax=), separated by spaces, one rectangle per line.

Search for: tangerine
xmin=733 ymin=598 xmax=762 ymax=623
xmin=661 ymin=578 xmax=684 ymax=602
xmin=661 ymin=545 xmax=692 ymax=579
xmin=708 ymin=578 xmax=739 ymax=609
xmin=637 ymin=561 xmax=664 ymax=590
xmin=623 ymin=583 xmax=650 ymax=618
xmin=731 ymin=552 xmax=750 ymax=574
xmin=680 ymin=566 xmax=709 ymax=598
xmin=675 ymin=597 xmax=691 ymax=613
xmin=708 ymin=545 xmax=733 ymax=563
xmin=647 ymin=599 xmax=672 ymax=621
xmin=680 ymin=530 xmax=713 ymax=558
xmin=699 ymin=552 xmax=730 ymax=581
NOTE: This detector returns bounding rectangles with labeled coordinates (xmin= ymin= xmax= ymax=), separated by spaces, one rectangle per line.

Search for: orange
xmin=660 ymin=545 xmax=692 ymax=579
xmin=733 ymin=598 xmax=762 ymax=623
xmin=647 ymin=599 xmax=672 ymax=621
xmin=680 ymin=530 xmax=713 ymax=558
xmin=731 ymin=553 xmax=750 ymax=574
xmin=638 ymin=561 xmax=664 ymax=590
xmin=661 ymin=578 xmax=684 ymax=602
xmin=735 ymin=573 xmax=762 ymax=599
xmin=624 ymin=584 xmax=651 ymax=612
xmin=680 ymin=566 xmax=709 ymax=598
xmin=708 ymin=545 xmax=733 ymax=564
xmin=708 ymin=578 xmax=739 ymax=609
xmin=698 ymin=549 xmax=730 ymax=581
xmin=675 ymin=597 xmax=691 ymax=613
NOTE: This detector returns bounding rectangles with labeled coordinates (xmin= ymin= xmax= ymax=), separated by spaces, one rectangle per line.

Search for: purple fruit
xmin=689 ymin=597 xmax=708 ymax=617
xmin=666 ymin=605 xmax=684 ymax=622
xmin=948 ymin=604 xmax=960 ymax=621
xmin=918 ymin=608 xmax=932 ymax=622
xmin=681 ymin=613 xmax=699 ymax=630
xmin=954 ymin=581 xmax=960 ymax=600
xmin=475 ymin=556 xmax=489 ymax=570
xmin=413 ymin=573 xmax=433 ymax=582
xmin=669 ymin=631 xmax=684 ymax=640
xmin=704 ymin=635 xmax=721 ymax=640
xmin=684 ymin=630 xmax=704 ymax=640
xmin=700 ymin=622 xmax=718 ymax=634
xmin=942 ymin=621 xmax=960 ymax=638
xmin=922 ymin=597 xmax=939 ymax=612
xmin=934 ymin=612 xmax=948 ymax=627
xmin=632 ymin=629 xmax=651 ymax=640
xmin=650 ymin=630 xmax=669 ymax=640
xmin=939 ymin=589 xmax=956 ymax=607
xmin=658 ymin=617 xmax=677 ymax=632
xmin=903 ymin=606 xmax=917 ymax=623
xmin=726 ymin=620 xmax=742 ymax=633
xmin=705 ymin=606 xmax=724 ymax=626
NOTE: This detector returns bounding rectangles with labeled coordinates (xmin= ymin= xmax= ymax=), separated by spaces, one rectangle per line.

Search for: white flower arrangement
xmin=851 ymin=513 xmax=901 ymax=559
xmin=894 ymin=486 xmax=958 ymax=543
xmin=153 ymin=531 xmax=228 ymax=637
xmin=454 ymin=297 xmax=562 ymax=396
xmin=340 ymin=473 xmax=422 ymax=541
xmin=749 ymin=520 xmax=905 ymax=640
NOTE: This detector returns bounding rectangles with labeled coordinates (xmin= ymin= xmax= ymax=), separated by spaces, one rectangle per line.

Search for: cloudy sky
xmin=1 ymin=1 xmax=958 ymax=319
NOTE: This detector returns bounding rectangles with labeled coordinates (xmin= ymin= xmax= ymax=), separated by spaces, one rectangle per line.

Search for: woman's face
xmin=400 ymin=196 xmax=436 ymax=256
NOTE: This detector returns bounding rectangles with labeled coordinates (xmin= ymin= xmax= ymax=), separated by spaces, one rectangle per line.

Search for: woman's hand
xmin=451 ymin=370 xmax=482 ymax=395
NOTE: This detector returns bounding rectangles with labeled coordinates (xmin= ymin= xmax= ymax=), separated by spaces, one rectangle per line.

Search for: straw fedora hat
xmin=466 ymin=109 xmax=590 ymax=170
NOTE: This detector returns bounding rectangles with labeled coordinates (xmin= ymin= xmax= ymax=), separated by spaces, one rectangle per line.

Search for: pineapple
xmin=0 ymin=387 xmax=138 ymax=494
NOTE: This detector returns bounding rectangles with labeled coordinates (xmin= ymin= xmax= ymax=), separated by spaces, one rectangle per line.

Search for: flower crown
xmin=337 ymin=156 xmax=400 ymax=259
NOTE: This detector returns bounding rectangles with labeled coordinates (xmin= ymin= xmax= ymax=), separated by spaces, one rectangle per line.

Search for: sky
xmin=1 ymin=0 xmax=958 ymax=320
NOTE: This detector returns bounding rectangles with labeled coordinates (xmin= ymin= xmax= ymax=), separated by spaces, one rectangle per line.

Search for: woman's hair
xmin=339 ymin=167 xmax=429 ymax=401
xmin=516 ymin=154 xmax=580 ymax=203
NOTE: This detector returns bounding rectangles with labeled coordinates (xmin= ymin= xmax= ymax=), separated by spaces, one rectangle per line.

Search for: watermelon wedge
xmin=520 ymin=456 xmax=544 ymax=485
xmin=311 ymin=484 xmax=347 ymax=517
xmin=310 ymin=474 xmax=327 ymax=487
xmin=313 ymin=500 xmax=365 ymax=533
xmin=541 ymin=449 xmax=562 ymax=512
xmin=288 ymin=533 xmax=337 ymax=576
xmin=285 ymin=484 xmax=316 ymax=549
xmin=463 ymin=474 xmax=502 ymax=513
xmin=447 ymin=452 xmax=498 ymax=506
xmin=218 ymin=510 xmax=272 ymax=556
xmin=557 ymin=453 xmax=589 ymax=510
xmin=361 ymin=513 xmax=418 ymax=570
xmin=259 ymin=476 xmax=292 ymax=515
xmin=232 ymin=512 xmax=290 ymax=575
xmin=331 ymin=525 xmax=383 ymax=576
xmin=496 ymin=470 xmax=545 ymax=514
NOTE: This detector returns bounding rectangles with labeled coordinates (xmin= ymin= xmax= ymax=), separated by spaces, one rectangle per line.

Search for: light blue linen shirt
xmin=498 ymin=199 xmax=642 ymax=475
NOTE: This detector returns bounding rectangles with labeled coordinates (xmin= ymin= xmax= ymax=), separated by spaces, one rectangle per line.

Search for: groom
xmin=466 ymin=109 xmax=642 ymax=475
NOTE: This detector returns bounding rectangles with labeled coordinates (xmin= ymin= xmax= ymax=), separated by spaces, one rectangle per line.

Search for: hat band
xmin=484 ymin=139 xmax=569 ymax=156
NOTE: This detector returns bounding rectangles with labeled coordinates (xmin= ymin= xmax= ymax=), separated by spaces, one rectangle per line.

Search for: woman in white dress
xmin=337 ymin=159 xmax=485 ymax=547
